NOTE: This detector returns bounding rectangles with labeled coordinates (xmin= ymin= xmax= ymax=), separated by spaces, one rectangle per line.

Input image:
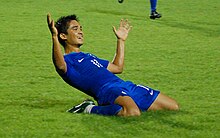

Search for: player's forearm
xmin=112 ymin=39 xmax=125 ymax=73
xmin=52 ymin=36 xmax=66 ymax=73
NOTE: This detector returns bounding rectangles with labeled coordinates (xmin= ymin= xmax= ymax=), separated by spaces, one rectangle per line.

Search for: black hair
xmin=55 ymin=14 xmax=79 ymax=47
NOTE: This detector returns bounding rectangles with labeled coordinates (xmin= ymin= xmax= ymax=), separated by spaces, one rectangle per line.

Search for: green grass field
xmin=0 ymin=0 xmax=219 ymax=137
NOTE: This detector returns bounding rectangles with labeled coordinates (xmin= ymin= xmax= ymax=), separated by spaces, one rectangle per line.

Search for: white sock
xmin=84 ymin=105 xmax=95 ymax=114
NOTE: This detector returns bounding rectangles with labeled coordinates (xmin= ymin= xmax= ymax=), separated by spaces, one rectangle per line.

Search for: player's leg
xmin=91 ymin=95 xmax=141 ymax=117
xmin=67 ymin=84 xmax=141 ymax=116
xmin=67 ymin=99 xmax=123 ymax=116
xmin=67 ymin=98 xmax=140 ymax=116
xmin=148 ymin=93 xmax=179 ymax=111
xmin=114 ymin=96 xmax=141 ymax=117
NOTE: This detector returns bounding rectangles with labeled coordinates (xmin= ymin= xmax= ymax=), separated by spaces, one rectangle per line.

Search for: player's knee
xmin=118 ymin=108 xmax=141 ymax=117
xmin=171 ymin=101 xmax=179 ymax=110
xmin=128 ymin=109 xmax=141 ymax=116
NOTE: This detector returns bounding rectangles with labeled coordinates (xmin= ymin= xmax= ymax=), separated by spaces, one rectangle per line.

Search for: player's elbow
xmin=55 ymin=65 xmax=67 ymax=74
xmin=108 ymin=63 xmax=124 ymax=74
xmin=116 ymin=70 xmax=123 ymax=74
xmin=115 ymin=67 xmax=123 ymax=74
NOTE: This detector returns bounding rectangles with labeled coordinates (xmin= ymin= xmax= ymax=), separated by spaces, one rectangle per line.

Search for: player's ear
xmin=60 ymin=33 xmax=67 ymax=40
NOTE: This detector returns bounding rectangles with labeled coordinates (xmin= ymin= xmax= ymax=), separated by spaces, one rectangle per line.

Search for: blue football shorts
xmin=97 ymin=81 xmax=160 ymax=111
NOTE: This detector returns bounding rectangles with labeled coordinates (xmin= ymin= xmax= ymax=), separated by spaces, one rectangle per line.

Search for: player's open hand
xmin=47 ymin=13 xmax=58 ymax=37
xmin=113 ymin=19 xmax=132 ymax=41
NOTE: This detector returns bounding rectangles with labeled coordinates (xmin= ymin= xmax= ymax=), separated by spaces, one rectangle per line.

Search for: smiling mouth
xmin=77 ymin=36 xmax=83 ymax=40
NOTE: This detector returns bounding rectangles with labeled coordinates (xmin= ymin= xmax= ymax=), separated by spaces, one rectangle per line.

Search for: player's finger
xmin=125 ymin=19 xmax=129 ymax=26
xmin=127 ymin=25 xmax=132 ymax=32
xmin=124 ymin=19 xmax=129 ymax=25
xmin=121 ymin=19 xmax=126 ymax=27
xmin=120 ymin=19 xmax=124 ymax=27
xmin=112 ymin=26 xmax=117 ymax=34
xmin=47 ymin=13 xmax=52 ymax=26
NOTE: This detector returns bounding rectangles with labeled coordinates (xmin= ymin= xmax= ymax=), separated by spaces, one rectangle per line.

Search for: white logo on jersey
xmin=78 ymin=58 xmax=84 ymax=63
xmin=121 ymin=91 xmax=127 ymax=95
xmin=150 ymin=90 xmax=154 ymax=95
xmin=91 ymin=59 xmax=103 ymax=68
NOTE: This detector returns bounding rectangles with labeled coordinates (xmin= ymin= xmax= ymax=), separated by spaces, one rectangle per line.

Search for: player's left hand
xmin=113 ymin=19 xmax=132 ymax=41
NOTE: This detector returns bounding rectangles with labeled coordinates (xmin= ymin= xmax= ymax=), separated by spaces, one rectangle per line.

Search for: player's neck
xmin=64 ymin=45 xmax=81 ymax=54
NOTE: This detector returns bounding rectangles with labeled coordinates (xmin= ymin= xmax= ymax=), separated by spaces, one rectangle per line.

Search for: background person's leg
xmin=150 ymin=0 xmax=157 ymax=12
xmin=149 ymin=0 xmax=162 ymax=19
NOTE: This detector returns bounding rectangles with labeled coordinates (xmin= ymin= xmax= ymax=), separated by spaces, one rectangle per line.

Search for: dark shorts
xmin=97 ymin=81 xmax=160 ymax=111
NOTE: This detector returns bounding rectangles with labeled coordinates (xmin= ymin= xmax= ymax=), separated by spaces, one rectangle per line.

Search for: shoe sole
xmin=118 ymin=0 xmax=124 ymax=3
xmin=149 ymin=16 xmax=162 ymax=19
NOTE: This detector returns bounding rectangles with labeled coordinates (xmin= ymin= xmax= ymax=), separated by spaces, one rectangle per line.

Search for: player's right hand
xmin=47 ymin=13 xmax=58 ymax=37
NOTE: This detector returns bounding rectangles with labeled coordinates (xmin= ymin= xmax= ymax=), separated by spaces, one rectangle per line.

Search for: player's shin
xmin=89 ymin=104 xmax=122 ymax=116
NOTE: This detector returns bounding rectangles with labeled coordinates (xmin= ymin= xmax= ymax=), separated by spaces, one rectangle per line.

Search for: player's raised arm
xmin=107 ymin=19 xmax=132 ymax=74
xmin=47 ymin=13 xmax=67 ymax=74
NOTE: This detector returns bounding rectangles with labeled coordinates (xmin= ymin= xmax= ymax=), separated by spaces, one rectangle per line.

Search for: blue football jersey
xmin=60 ymin=52 xmax=122 ymax=99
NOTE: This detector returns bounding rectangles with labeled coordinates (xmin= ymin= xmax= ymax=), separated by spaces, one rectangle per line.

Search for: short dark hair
xmin=55 ymin=15 xmax=79 ymax=47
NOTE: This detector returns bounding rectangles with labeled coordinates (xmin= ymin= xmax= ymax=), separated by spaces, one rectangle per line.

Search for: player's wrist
xmin=117 ymin=38 xmax=125 ymax=42
xmin=52 ymin=35 xmax=58 ymax=39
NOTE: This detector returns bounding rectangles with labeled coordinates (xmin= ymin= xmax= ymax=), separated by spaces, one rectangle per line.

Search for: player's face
xmin=65 ymin=20 xmax=84 ymax=47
